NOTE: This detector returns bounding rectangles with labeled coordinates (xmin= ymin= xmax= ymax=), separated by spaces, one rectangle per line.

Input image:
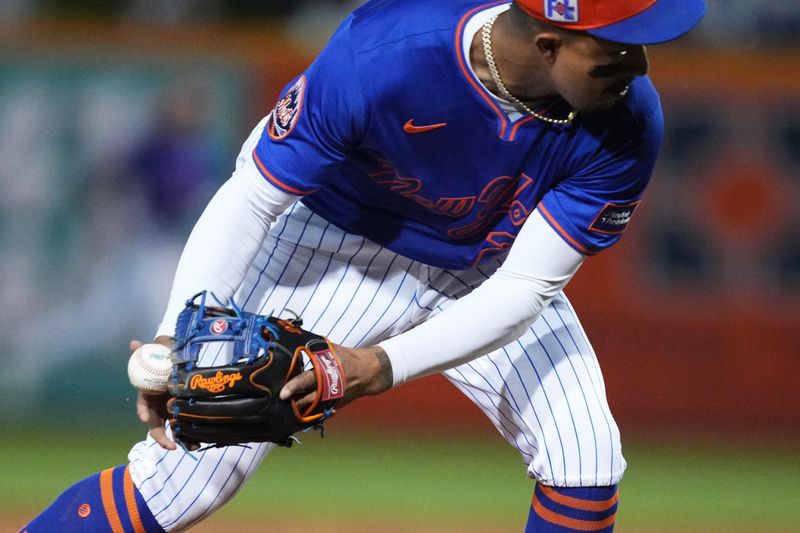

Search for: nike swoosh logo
xmin=403 ymin=119 xmax=447 ymax=134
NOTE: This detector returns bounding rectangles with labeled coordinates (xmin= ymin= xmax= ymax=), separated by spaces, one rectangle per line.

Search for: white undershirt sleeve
xmin=378 ymin=209 xmax=585 ymax=386
xmin=156 ymin=139 xmax=299 ymax=339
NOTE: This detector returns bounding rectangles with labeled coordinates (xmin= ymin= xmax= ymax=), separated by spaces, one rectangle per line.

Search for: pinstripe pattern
xmin=128 ymin=203 xmax=623 ymax=530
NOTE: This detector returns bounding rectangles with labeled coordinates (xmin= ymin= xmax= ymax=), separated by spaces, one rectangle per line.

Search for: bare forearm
xmin=327 ymin=345 xmax=393 ymax=403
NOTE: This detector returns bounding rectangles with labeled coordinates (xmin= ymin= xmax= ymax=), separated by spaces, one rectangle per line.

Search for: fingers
xmin=293 ymin=391 xmax=317 ymax=411
xmin=136 ymin=392 xmax=162 ymax=423
xmin=132 ymin=339 xmax=178 ymax=451
xmin=149 ymin=424 xmax=177 ymax=451
xmin=136 ymin=391 xmax=176 ymax=450
xmin=154 ymin=335 xmax=175 ymax=349
xmin=164 ymin=398 xmax=201 ymax=452
xmin=139 ymin=391 xmax=170 ymax=419
xmin=136 ymin=394 xmax=151 ymax=423
xmin=131 ymin=337 xmax=174 ymax=352
xmin=279 ymin=369 xmax=317 ymax=402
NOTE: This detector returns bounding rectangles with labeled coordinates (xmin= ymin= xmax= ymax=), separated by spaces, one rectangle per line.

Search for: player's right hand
xmin=131 ymin=338 xmax=177 ymax=451
xmin=279 ymin=344 xmax=393 ymax=409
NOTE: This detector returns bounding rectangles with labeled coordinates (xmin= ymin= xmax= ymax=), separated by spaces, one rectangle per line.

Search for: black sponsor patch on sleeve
xmin=589 ymin=201 xmax=640 ymax=234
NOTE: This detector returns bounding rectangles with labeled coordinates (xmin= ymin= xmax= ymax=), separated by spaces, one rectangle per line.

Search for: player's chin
xmin=573 ymin=81 xmax=631 ymax=112
xmin=579 ymin=91 xmax=628 ymax=113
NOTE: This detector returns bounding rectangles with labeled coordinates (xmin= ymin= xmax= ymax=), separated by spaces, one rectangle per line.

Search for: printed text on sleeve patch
xmin=589 ymin=201 xmax=640 ymax=234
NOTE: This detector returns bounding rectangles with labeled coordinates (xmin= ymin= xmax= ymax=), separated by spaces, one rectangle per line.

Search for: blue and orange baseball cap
xmin=516 ymin=0 xmax=707 ymax=45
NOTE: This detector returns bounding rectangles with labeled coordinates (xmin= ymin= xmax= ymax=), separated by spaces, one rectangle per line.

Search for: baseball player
xmin=23 ymin=0 xmax=706 ymax=531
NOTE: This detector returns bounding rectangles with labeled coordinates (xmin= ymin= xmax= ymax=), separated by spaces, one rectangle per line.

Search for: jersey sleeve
xmin=252 ymin=15 xmax=368 ymax=195
xmin=538 ymin=107 xmax=663 ymax=255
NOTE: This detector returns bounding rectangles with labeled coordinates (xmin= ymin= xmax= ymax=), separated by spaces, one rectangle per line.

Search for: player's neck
xmin=470 ymin=10 xmax=556 ymax=104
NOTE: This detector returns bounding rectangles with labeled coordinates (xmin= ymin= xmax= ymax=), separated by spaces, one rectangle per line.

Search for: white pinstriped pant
xmin=128 ymin=202 xmax=625 ymax=531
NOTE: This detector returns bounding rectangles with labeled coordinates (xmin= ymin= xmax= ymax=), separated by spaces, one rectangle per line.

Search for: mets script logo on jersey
xmin=590 ymin=201 xmax=640 ymax=234
xmin=190 ymin=370 xmax=243 ymax=393
xmin=210 ymin=319 xmax=228 ymax=335
xmin=268 ymin=76 xmax=306 ymax=140
xmin=367 ymin=159 xmax=537 ymax=265
xmin=545 ymin=0 xmax=578 ymax=23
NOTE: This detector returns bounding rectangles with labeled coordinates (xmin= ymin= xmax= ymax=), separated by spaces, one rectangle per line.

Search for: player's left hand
xmin=279 ymin=344 xmax=393 ymax=409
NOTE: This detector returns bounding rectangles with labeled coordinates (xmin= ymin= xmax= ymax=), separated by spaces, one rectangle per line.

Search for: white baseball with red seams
xmin=127 ymin=343 xmax=173 ymax=393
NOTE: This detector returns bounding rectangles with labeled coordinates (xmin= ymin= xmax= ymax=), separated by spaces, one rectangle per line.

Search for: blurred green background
xmin=3 ymin=425 xmax=799 ymax=532
xmin=1 ymin=1 xmax=799 ymax=531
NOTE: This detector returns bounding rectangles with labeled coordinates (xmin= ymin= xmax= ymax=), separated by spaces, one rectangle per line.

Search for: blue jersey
xmin=253 ymin=0 xmax=663 ymax=270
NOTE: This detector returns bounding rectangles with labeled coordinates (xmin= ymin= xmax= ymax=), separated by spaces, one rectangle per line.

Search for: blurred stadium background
xmin=1 ymin=1 xmax=798 ymax=531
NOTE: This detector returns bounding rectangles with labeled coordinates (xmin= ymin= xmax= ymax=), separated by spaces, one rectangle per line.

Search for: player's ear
xmin=534 ymin=32 xmax=563 ymax=65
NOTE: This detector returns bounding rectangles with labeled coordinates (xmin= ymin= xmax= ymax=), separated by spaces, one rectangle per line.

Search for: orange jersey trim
xmin=537 ymin=204 xmax=592 ymax=255
xmin=538 ymin=485 xmax=619 ymax=512
xmin=532 ymin=492 xmax=617 ymax=531
xmin=508 ymin=115 xmax=537 ymax=141
xmin=252 ymin=149 xmax=315 ymax=196
xmin=99 ymin=468 xmax=124 ymax=533
xmin=123 ymin=467 xmax=147 ymax=533
xmin=455 ymin=1 xmax=510 ymax=139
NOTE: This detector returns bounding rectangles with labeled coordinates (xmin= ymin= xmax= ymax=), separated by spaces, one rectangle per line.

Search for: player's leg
xmin=24 ymin=363 xmax=276 ymax=533
xmin=234 ymin=202 xmax=422 ymax=350
xmin=25 ymin=338 xmax=278 ymax=533
xmin=122 ymin=202 xmax=424 ymax=531
xmin=126 ymin=407 xmax=275 ymax=531
xmin=418 ymin=263 xmax=624 ymax=531
xmin=20 ymin=466 xmax=163 ymax=533
xmin=60 ymin=203 xmax=405 ymax=533
xmin=442 ymin=293 xmax=625 ymax=486
xmin=24 ymin=203 xmax=425 ymax=533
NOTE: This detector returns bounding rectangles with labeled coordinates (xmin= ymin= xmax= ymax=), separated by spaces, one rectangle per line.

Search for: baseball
xmin=127 ymin=343 xmax=173 ymax=393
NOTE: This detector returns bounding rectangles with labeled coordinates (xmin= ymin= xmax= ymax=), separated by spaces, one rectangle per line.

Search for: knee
xmin=595 ymin=419 xmax=625 ymax=484
xmin=528 ymin=413 xmax=625 ymax=486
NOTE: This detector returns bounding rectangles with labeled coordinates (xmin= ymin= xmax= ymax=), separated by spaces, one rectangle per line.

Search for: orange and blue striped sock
xmin=19 ymin=465 xmax=164 ymax=533
xmin=525 ymin=483 xmax=619 ymax=532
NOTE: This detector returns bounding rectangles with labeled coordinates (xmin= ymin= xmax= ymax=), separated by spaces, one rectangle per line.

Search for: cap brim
xmin=586 ymin=0 xmax=706 ymax=45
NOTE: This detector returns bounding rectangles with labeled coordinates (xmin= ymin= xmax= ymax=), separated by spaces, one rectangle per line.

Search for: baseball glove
xmin=167 ymin=291 xmax=345 ymax=448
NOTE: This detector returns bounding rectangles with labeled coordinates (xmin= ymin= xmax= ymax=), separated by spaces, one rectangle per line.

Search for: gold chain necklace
xmin=481 ymin=14 xmax=576 ymax=125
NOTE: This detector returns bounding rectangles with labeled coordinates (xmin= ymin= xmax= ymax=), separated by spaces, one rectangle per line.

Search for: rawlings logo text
xmin=322 ymin=357 xmax=341 ymax=396
xmin=190 ymin=371 xmax=243 ymax=393
xmin=314 ymin=349 xmax=344 ymax=401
